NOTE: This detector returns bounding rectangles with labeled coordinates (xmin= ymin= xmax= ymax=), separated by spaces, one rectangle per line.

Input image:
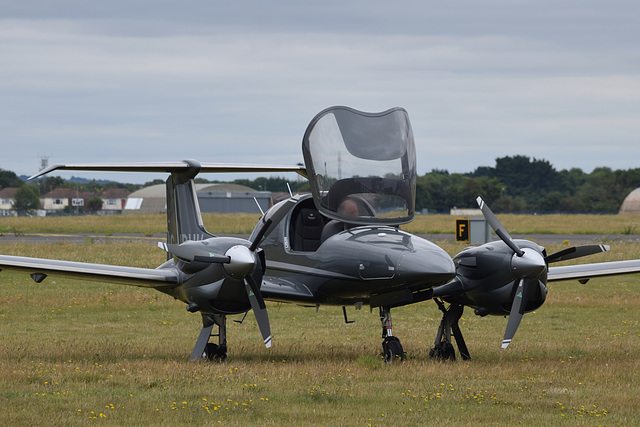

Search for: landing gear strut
xmin=379 ymin=306 xmax=405 ymax=362
xmin=190 ymin=313 xmax=228 ymax=362
xmin=429 ymin=299 xmax=470 ymax=361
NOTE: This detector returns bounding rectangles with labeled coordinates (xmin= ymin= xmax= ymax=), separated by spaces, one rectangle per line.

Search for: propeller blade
xmin=158 ymin=242 xmax=230 ymax=264
xmin=545 ymin=244 xmax=610 ymax=264
xmin=502 ymin=278 xmax=529 ymax=349
xmin=476 ymin=197 xmax=524 ymax=257
xmin=244 ymin=275 xmax=272 ymax=348
xmin=249 ymin=195 xmax=300 ymax=251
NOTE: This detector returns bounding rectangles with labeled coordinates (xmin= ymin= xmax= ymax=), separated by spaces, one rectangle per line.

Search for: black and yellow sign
xmin=455 ymin=218 xmax=470 ymax=242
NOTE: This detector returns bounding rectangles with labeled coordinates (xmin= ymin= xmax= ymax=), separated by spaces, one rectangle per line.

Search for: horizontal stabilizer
xmin=29 ymin=160 xmax=307 ymax=180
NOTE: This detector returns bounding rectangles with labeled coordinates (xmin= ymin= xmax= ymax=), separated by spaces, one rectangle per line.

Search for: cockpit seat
xmin=292 ymin=208 xmax=324 ymax=252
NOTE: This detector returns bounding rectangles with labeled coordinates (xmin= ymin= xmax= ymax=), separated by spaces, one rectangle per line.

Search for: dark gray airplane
xmin=2 ymin=106 xmax=640 ymax=362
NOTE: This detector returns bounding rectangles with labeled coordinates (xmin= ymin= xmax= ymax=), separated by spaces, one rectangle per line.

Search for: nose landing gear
xmin=380 ymin=306 xmax=405 ymax=362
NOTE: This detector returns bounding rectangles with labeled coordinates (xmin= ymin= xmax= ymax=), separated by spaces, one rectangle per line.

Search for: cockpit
xmin=284 ymin=107 xmax=417 ymax=252
xmin=302 ymin=106 xmax=417 ymax=226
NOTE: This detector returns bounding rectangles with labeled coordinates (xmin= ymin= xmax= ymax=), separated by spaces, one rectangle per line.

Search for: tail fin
xmin=166 ymin=160 xmax=215 ymax=245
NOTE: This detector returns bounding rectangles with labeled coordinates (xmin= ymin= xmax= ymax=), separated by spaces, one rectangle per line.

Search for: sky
xmin=1 ymin=1 xmax=640 ymax=184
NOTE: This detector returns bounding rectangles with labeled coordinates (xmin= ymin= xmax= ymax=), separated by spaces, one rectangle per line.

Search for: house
xmin=99 ymin=188 xmax=130 ymax=211
xmin=41 ymin=188 xmax=94 ymax=211
xmin=0 ymin=187 xmax=18 ymax=215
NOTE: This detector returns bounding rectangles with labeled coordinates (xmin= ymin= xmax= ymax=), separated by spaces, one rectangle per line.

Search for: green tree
xmin=13 ymin=185 xmax=40 ymax=213
xmin=37 ymin=176 xmax=65 ymax=194
xmin=87 ymin=196 xmax=103 ymax=212
xmin=232 ymin=176 xmax=307 ymax=192
xmin=143 ymin=179 xmax=165 ymax=187
xmin=474 ymin=176 xmax=503 ymax=205
xmin=461 ymin=178 xmax=482 ymax=207
xmin=0 ymin=169 xmax=23 ymax=189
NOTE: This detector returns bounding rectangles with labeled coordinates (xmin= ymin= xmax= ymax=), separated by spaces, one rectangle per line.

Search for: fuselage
xmin=258 ymin=205 xmax=456 ymax=306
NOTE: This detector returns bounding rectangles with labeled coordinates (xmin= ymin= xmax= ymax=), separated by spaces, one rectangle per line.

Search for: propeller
xmin=502 ymin=278 xmax=528 ymax=349
xmin=545 ymin=244 xmax=609 ymax=264
xmin=476 ymin=197 xmax=523 ymax=257
xmin=159 ymin=195 xmax=300 ymax=348
xmin=238 ymin=195 xmax=300 ymax=347
xmin=244 ymin=274 xmax=272 ymax=347
xmin=476 ymin=197 xmax=544 ymax=349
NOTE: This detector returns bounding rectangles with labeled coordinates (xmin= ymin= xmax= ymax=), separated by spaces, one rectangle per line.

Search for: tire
xmin=428 ymin=342 xmax=455 ymax=361
xmin=383 ymin=337 xmax=405 ymax=363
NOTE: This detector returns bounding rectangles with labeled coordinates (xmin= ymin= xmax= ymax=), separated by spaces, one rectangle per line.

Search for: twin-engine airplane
xmin=2 ymin=106 xmax=640 ymax=362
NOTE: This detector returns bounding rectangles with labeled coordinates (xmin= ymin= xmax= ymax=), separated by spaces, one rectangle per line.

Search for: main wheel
xmin=203 ymin=343 xmax=227 ymax=362
xmin=382 ymin=337 xmax=405 ymax=363
xmin=428 ymin=341 xmax=455 ymax=361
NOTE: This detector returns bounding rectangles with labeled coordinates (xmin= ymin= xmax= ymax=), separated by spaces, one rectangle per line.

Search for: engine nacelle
xmin=436 ymin=239 xmax=548 ymax=316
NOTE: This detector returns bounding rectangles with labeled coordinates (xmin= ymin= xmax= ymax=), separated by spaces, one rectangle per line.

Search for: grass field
xmin=1 ymin=219 xmax=640 ymax=425
xmin=2 ymin=211 xmax=640 ymax=235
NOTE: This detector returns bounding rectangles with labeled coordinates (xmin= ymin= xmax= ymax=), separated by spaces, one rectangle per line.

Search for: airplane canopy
xmin=302 ymin=106 xmax=416 ymax=225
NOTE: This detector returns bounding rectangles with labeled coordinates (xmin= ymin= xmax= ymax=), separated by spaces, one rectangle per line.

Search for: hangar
xmin=124 ymin=183 xmax=270 ymax=214
xmin=619 ymin=188 xmax=640 ymax=214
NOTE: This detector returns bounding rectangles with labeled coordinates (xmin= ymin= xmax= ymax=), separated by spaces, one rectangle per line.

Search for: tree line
xmin=3 ymin=155 xmax=640 ymax=213
xmin=416 ymin=155 xmax=640 ymax=213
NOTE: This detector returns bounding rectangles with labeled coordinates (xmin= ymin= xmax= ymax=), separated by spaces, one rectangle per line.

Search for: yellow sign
xmin=455 ymin=218 xmax=469 ymax=242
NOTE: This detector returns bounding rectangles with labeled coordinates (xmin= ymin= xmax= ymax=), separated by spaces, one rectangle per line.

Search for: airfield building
xmin=619 ymin=188 xmax=640 ymax=214
xmin=124 ymin=183 xmax=270 ymax=214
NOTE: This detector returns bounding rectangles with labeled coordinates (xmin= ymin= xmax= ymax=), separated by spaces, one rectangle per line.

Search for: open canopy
xmin=302 ymin=106 xmax=416 ymax=225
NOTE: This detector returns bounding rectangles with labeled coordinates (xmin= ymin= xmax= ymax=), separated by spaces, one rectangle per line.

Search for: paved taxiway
xmin=1 ymin=232 xmax=639 ymax=245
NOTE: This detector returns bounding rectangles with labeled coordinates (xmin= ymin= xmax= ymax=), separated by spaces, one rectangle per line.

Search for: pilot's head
xmin=338 ymin=199 xmax=359 ymax=217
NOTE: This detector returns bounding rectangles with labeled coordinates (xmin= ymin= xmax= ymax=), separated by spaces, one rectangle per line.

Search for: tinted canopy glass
xmin=302 ymin=106 xmax=416 ymax=225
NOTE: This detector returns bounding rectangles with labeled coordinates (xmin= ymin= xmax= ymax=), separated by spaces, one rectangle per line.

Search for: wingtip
xmin=28 ymin=164 xmax=62 ymax=181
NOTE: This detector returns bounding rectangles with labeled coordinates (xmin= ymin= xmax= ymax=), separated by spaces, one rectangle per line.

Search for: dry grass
xmin=1 ymin=221 xmax=640 ymax=424
xmin=2 ymin=212 xmax=640 ymax=236
xmin=0 ymin=213 xmax=262 ymax=236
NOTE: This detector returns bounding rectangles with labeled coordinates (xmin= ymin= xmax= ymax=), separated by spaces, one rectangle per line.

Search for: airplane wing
xmin=548 ymin=259 xmax=640 ymax=283
xmin=0 ymin=254 xmax=179 ymax=288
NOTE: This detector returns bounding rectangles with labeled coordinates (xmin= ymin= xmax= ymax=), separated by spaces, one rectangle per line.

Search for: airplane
xmin=2 ymin=105 xmax=640 ymax=363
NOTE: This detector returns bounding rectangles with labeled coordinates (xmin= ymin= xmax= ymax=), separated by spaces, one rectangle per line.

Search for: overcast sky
xmin=1 ymin=1 xmax=639 ymax=183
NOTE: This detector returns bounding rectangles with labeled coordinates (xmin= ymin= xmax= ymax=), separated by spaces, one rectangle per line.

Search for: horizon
xmin=4 ymin=154 xmax=639 ymax=187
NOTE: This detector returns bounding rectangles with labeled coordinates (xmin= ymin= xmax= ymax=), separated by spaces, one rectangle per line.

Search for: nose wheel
xmin=382 ymin=336 xmax=404 ymax=362
xmin=380 ymin=306 xmax=405 ymax=362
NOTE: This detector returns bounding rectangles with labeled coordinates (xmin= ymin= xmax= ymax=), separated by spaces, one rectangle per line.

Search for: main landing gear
xmin=190 ymin=313 xmax=228 ymax=362
xmin=429 ymin=299 xmax=470 ymax=361
xmin=380 ymin=306 xmax=405 ymax=363
xmin=189 ymin=304 xmax=470 ymax=363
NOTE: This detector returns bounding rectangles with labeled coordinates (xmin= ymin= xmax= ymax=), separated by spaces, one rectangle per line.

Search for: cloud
xmin=1 ymin=1 xmax=640 ymax=183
